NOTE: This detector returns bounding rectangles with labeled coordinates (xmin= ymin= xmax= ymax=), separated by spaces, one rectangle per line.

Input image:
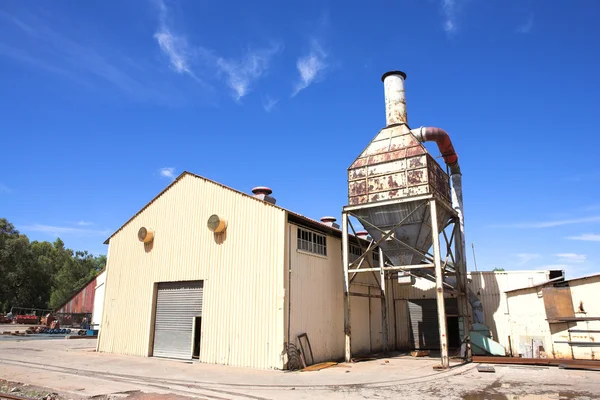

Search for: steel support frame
xmin=341 ymin=194 xmax=471 ymax=368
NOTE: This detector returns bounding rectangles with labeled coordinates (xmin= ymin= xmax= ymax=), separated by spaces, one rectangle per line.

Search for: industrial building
xmin=54 ymin=269 xmax=106 ymax=330
xmin=98 ymin=69 xmax=562 ymax=369
xmin=505 ymin=273 xmax=600 ymax=360
xmin=97 ymin=174 xmax=393 ymax=368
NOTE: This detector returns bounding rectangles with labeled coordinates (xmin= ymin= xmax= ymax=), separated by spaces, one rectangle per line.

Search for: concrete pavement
xmin=0 ymin=337 xmax=599 ymax=399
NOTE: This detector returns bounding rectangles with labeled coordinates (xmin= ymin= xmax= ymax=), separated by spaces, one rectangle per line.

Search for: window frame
xmin=297 ymin=227 xmax=328 ymax=257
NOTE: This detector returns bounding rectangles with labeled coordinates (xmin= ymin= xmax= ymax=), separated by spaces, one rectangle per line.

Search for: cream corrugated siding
xmin=98 ymin=174 xmax=286 ymax=369
xmin=287 ymin=223 xmax=345 ymax=363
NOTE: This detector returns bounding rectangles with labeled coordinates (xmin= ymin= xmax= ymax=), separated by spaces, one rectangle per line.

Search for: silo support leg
xmin=430 ymin=200 xmax=449 ymax=369
xmin=342 ymin=212 xmax=352 ymax=363
xmin=379 ymin=247 xmax=388 ymax=353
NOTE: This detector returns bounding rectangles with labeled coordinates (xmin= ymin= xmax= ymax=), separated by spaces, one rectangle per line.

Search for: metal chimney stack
xmin=382 ymin=71 xmax=407 ymax=126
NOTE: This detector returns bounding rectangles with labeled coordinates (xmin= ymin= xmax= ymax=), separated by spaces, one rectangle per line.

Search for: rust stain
xmin=349 ymin=167 xmax=367 ymax=180
xmin=406 ymin=146 xmax=425 ymax=157
xmin=407 ymin=170 xmax=425 ymax=185
xmin=387 ymin=176 xmax=399 ymax=189
xmin=349 ymin=181 xmax=367 ymax=196
xmin=408 ymin=156 xmax=425 ymax=169
xmin=351 ymin=158 xmax=367 ymax=168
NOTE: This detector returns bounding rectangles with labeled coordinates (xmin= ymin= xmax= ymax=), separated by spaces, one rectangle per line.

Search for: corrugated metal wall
xmin=98 ymin=174 xmax=286 ymax=369
xmin=469 ymin=271 xmax=550 ymax=351
xmin=507 ymin=276 xmax=600 ymax=360
xmin=286 ymin=225 xmax=392 ymax=361
xmin=286 ymin=223 xmax=345 ymax=363
xmin=56 ymin=276 xmax=97 ymax=314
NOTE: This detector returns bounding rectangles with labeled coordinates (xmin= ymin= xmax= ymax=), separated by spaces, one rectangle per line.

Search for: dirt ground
xmin=0 ymin=336 xmax=599 ymax=400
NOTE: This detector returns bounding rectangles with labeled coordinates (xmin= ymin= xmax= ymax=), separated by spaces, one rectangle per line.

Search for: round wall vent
xmin=138 ymin=227 xmax=154 ymax=243
xmin=207 ymin=214 xmax=227 ymax=233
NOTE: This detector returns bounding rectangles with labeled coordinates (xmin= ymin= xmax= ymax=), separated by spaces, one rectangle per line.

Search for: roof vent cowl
xmin=320 ymin=216 xmax=340 ymax=229
xmin=252 ymin=186 xmax=276 ymax=205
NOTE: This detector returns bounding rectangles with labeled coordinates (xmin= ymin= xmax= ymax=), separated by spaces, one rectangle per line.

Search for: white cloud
xmin=153 ymin=0 xmax=202 ymax=83
xmin=292 ymin=40 xmax=328 ymax=97
xmin=491 ymin=216 xmax=600 ymax=229
xmin=0 ymin=183 xmax=11 ymax=193
xmin=567 ymin=233 xmax=600 ymax=242
xmin=441 ymin=0 xmax=458 ymax=34
xmin=516 ymin=253 xmax=541 ymax=266
xmin=76 ymin=220 xmax=94 ymax=226
xmin=21 ymin=224 xmax=110 ymax=236
xmin=516 ymin=14 xmax=534 ymax=34
xmin=159 ymin=167 xmax=176 ymax=180
xmin=216 ymin=44 xmax=282 ymax=101
xmin=555 ymin=253 xmax=586 ymax=263
xmin=262 ymin=96 xmax=279 ymax=112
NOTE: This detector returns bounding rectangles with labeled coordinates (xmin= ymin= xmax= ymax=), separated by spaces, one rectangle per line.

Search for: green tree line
xmin=0 ymin=218 xmax=106 ymax=312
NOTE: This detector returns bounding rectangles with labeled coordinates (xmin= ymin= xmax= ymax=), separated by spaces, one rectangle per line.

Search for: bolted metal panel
xmin=408 ymin=299 xmax=458 ymax=350
xmin=153 ymin=281 xmax=203 ymax=360
xmin=348 ymin=125 xmax=450 ymax=207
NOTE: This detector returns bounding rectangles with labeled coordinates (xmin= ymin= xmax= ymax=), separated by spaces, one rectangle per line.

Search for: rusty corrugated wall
xmin=56 ymin=276 xmax=97 ymax=314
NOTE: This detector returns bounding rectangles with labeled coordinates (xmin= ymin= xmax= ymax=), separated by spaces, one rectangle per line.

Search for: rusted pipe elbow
xmin=411 ymin=126 xmax=461 ymax=175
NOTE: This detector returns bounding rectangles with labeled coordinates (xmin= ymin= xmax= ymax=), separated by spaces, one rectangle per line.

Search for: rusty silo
xmin=341 ymin=71 xmax=471 ymax=369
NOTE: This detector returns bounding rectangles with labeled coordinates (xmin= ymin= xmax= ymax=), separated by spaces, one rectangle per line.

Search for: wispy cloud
xmin=516 ymin=14 xmax=534 ymax=34
xmin=262 ymin=96 xmax=279 ymax=112
xmin=567 ymin=233 xmax=600 ymax=242
xmin=292 ymin=40 xmax=328 ymax=97
xmin=516 ymin=253 xmax=541 ymax=266
xmin=153 ymin=0 xmax=202 ymax=83
xmin=153 ymin=1 xmax=279 ymax=101
xmin=76 ymin=220 xmax=94 ymax=226
xmin=441 ymin=0 xmax=458 ymax=34
xmin=21 ymin=224 xmax=110 ymax=236
xmin=555 ymin=253 xmax=586 ymax=263
xmin=216 ymin=44 xmax=282 ymax=101
xmin=0 ymin=183 xmax=11 ymax=193
xmin=491 ymin=216 xmax=600 ymax=229
xmin=159 ymin=167 xmax=176 ymax=180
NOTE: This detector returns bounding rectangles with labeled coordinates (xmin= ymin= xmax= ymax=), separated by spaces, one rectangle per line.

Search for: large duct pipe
xmin=410 ymin=126 xmax=473 ymax=322
xmin=381 ymin=71 xmax=408 ymax=126
xmin=410 ymin=126 xmax=464 ymax=243
xmin=410 ymin=127 xmax=460 ymax=174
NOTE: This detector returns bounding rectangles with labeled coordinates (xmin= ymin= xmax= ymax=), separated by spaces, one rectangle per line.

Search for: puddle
xmin=463 ymin=392 xmax=592 ymax=400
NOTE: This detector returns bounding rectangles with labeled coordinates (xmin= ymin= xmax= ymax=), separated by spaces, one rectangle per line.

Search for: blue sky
xmin=1 ymin=0 xmax=599 ymax=278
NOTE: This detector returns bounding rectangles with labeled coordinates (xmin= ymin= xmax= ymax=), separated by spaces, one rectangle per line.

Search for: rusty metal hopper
xmin=348 ymin=124 xmax=452 ymax=266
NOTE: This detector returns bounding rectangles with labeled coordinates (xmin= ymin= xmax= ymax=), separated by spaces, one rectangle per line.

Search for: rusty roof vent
xmin=320 ymin=216 xmax=340 ymax=229
xmin=252 ymin=186 xmax=276 ymax=205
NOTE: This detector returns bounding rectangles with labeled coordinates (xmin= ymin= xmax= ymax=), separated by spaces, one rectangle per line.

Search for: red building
xmin=55 ymin=275 xmax=97 ymax=314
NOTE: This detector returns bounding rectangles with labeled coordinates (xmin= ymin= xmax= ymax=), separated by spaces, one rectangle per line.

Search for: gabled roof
xmin=104 ymin=171 xmax=356 ymax=245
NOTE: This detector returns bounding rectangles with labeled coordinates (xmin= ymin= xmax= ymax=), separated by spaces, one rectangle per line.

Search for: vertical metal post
xmin=454 ymin=221 xmax=472 ymax=361
xmin=379 ymin=247 xmax=388 ymax=353
xmin=430 ymin=200 xmax=449 ymax=368
xmin=342 ymin=212 xmax=352 ymax=362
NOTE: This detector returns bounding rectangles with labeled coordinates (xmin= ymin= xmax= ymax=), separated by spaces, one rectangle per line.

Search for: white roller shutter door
xmin=153 ymin=281 xmax=203 ymax=359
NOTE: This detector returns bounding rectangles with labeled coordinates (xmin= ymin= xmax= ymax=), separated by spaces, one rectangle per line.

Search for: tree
xmin=0 ymin=218 xmax=106 ymax=312
xmin=493 ymin=267 xmax=505 ymax=272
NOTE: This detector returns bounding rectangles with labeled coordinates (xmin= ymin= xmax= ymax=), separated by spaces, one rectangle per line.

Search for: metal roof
xmin=104 ymin=171 xmax=358 ymax=245
xmin=505 ymin=272 xmax=600 ymax=294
